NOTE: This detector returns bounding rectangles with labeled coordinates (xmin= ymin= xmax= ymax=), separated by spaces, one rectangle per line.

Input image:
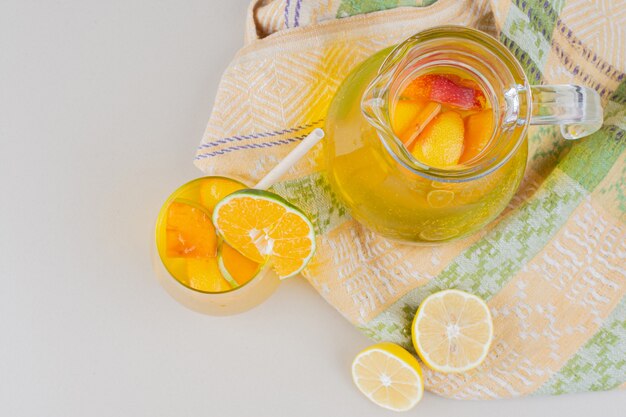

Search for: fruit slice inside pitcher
xmin=392 ymin=69 xmax=495 ymax=168
xmin=156 ymin=177 xmax=265 ymax=293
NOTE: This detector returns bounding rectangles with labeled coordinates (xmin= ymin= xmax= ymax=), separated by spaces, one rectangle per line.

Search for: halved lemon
xmin=411 ymin=289 xmax=493 ymax=373
xmin=212 ymin=189 xmax=316 ymax=279
xmin=352 ymin=342 xmax=424 ymax=412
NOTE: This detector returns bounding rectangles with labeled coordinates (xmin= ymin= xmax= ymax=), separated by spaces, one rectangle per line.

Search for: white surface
xmin=1 ymin=1 xmax=624 ymax=416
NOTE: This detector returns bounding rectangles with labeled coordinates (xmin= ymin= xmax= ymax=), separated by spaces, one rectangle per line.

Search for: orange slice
xmin=165 ymin=199 xmax=217 ymax=258
xmin=200 ymin=177 xmax=246 ymax=212
xmin=212 ymin=189 xmax=316 ymax=279
xmin=411 ymin=111 xmax=465 ymax=168
xmin=460 ymin=109 xmax=494 ymax=163
xmin=186 ymin=258 xmax=231 ymax=292
xmin=218 ymin=243 xmax=263 ymax=287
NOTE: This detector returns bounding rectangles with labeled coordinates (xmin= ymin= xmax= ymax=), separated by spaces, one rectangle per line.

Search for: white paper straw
xmin=254 ymin=128 xmax=325 ymax=190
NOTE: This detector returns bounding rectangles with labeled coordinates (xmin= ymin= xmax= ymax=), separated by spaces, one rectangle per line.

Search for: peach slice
xmin=459 ymin=110 xmax=494 ymax=163
xmin=392 ymin=99 xmax=426 ymax=138
xmin=411 ymin=111 xmax=465 ymax=168
xmin=403 ymin=101 xmax=442 ymax=148
xmin=166 ymin=200 xmax=218 ymax=258
xmin=403 ymin=74 xmax=486 ymax=110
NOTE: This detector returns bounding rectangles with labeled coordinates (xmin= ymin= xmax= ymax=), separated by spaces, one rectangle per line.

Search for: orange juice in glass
xmin=153 ymin=177 xmax=280 ymax=315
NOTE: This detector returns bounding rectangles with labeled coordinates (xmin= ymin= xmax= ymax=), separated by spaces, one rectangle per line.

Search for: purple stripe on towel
xmin=196 ymin=119 xmax=324 ymax=150
xmin=284 ymin=0 xmax=290 ymax=28
xmin=294 ymin=0 xmax=302 ymax=27
xmin=195 ymin=134 xmax=309 ymax=160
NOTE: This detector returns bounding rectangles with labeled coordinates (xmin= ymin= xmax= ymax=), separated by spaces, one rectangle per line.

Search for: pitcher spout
xmin=360 ymin=57 xmax=398 ymax=136
xmin=361 ymin=96 xmax=388 ymax=132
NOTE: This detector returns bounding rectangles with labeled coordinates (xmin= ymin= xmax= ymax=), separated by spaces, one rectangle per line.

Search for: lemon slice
xmin=351 ymin=342 xmax=424 ymax=412
xmin=412 ymin=289 xmax=493 ymax=373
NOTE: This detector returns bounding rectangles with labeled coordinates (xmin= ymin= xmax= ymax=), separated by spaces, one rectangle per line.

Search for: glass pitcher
xmin=324 ymin=26 xmax=602 ymax=244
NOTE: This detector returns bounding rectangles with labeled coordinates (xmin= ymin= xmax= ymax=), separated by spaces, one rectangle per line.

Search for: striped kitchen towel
xmin=195 ymin=0 xmax=626 ymax=399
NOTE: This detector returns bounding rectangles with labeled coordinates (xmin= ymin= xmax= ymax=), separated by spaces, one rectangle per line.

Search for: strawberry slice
xmin=403 ymin=74 xmax=486 ymax=110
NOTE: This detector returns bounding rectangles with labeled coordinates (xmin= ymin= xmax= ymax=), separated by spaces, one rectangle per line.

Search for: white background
xmin=1 ymin=1 xmax=624 ymax=416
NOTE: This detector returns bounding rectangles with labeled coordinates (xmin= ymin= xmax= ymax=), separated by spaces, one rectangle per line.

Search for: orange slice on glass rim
xmin=212 ymin=189 xmax=316 ymax=279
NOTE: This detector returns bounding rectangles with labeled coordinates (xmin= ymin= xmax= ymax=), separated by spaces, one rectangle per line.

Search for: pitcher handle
xmin=530 ymin=85 xmax=603 ymax=140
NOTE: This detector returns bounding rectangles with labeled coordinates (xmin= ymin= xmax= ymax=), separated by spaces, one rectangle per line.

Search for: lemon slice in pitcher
xmin=412 ymin=289 xmax=493 ymax=373
xmin=212 ymin=190 xmax=316 ymax=279
xmin=352 ymin=342 xmax=424 ymax=412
